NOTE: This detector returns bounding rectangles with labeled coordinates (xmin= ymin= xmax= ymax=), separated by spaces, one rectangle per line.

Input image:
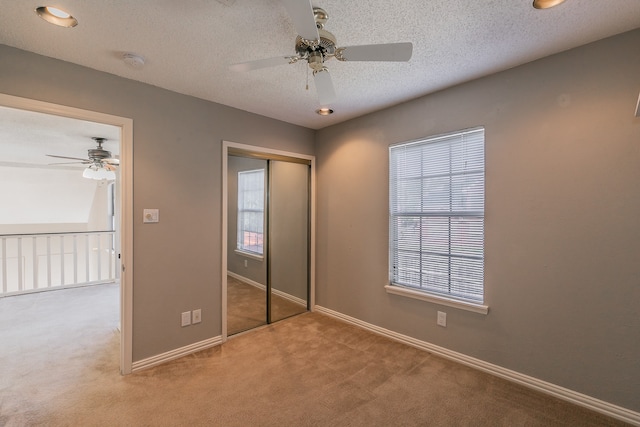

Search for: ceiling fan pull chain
xmin=306 ymin=66 xmax=309 ymax=91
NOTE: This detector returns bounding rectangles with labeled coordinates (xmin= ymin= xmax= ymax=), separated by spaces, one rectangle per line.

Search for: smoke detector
xmin=122 ymin=53 xmax=145 ymax=68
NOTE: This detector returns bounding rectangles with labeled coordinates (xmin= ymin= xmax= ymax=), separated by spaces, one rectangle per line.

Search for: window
xmin=237 ymin=169 xmax=265 ymax=256
xmin=389 ymin=128 xmax=485 ymax=306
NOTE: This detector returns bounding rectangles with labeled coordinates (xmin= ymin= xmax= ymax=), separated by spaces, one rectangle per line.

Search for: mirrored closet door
xmin=227 ymin=153 xmax=310 ymax=335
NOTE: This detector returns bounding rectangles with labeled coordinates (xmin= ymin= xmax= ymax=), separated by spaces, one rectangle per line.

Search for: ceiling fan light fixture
xmin=35 ymin=6 xmax=78 ymax=27
xmin=532 ymin=0 xmax=567 ymax=9
xmin=83 ymin=164 xmax=115 ymax=181
xmin=316 ymin=108 xmax=334 ymax=116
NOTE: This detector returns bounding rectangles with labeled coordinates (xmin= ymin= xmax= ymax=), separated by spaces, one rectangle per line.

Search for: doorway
xmin=0 ymin=93 xmax=133 ymax=374
xmin=222 ymin=142 xmax=315 ymax=338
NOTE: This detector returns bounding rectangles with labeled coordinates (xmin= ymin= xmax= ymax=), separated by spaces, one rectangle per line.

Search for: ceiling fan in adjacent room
xmin=230 ymin=0 xmax=414 ymax=107
xmin=47 ymin=137 xmax=119 ymax=180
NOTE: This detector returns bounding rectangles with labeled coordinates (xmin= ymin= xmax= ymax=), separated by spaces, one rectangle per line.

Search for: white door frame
xmin=0 ymin=93 xmax=134 ymax=374
xmin=221 ymin=140 xmax=316 ymax=341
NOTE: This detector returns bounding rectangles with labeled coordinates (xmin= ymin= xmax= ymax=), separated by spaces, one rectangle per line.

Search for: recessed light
xmin=532 ymin=0 xmax=567 ymax=9
xmin=316 ymin=108 xmax=334 ymax=116
xmin=35 ymin=6 xmax=78 ymax=27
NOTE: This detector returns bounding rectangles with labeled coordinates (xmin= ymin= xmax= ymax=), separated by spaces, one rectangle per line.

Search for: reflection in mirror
xmin=269 ymin=160 xmax=309 ymax=322
xmin=226 ymin=274 xmax=266 ymax=335
xmin=227 ymin=156 xmax=267 ymax=335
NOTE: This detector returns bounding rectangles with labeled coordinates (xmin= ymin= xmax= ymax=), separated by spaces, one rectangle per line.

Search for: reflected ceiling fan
xmin=230 ymin=0 xmax=413 ymax=106
xmin=47 ymin=137 xmax=119 ymax=180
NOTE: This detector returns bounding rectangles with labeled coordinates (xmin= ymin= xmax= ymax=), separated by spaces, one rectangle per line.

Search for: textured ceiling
xmin=0 ymin=0 xmax=639 ymax=130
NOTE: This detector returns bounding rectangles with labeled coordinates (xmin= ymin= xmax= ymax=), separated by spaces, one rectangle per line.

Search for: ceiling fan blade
xmin=46 ymin=154 xmax=90 ymax=162
xmin=313 ymin=69 xmax=337 ymax=106
xmin=281 ymin=0 xmax=319 ymax=42
xmin=104 ymin=158 xmax=120 ymax=165
xmin=104 ymin=163 xmax=117 ymax=172
xmin=230 ymin=56 xmax=295 ymax=72
xmin=48 ymin=161 xmax=89 ymax=165
xmin=337 ymin=42 xmax=413 ymax=62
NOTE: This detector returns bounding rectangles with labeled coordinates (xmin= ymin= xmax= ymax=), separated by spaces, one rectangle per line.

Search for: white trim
xmin=131 ymin=336 xmax=223 ymax=373
xmin=222 ymin=141 xmax=316 ymax=340
xmin=314 ymin=305 xmax=640 ymax=426
xmin=227 ymin=141 xmax=315 ymax=163
xmin=273 ymin=288 xmax=306 ymax=307
xmin=227 ymin=271 xmax=265 ymax=291
xmin=234 ymin=249 xmax=264 ymax=261
xmin=0 ymin=280 xmax=116 ymax=299
xmin=0 ymin=93 xmax=134 ymax=375
xmin=222 ymin=142 xmax=229 ymax=342
xmin=228 ymin=271 xmax=306 ymax=308
xmin=385 ymin=284 xmax=489 ymax=314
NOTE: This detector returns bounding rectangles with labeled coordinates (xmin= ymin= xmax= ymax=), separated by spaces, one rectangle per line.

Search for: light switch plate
xmin=143 ymin=209 xmax=159 ymax=223
xmin=181 ymin=311 xmax=191 ymax=327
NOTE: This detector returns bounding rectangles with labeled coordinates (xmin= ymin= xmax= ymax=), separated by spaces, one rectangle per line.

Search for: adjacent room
xmin=0 ymin=0 xmax=638 ymax=425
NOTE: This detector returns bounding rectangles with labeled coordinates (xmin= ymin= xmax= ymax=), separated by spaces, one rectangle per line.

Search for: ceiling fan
xmin=230 ymin=0 xmax=413 ymax=106
xmin=47 ymin=137 xmax=119 ymax=180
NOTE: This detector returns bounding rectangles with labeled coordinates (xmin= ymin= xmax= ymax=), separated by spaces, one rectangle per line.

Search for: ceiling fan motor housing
xmin=88 ymin=137 xmax=112 ymax=160
xmin=87 ymin=148 xmax=112 ymax=160
xmin=295 ymin=28 xmax=336 ymax=58
xmin=295 ymin=7 xmax=336 ymax=65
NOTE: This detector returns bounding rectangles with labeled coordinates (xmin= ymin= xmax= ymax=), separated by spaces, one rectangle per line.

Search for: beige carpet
xmin=227 ymin=275 xmax=307 ymax=335
xmin=0 ymin=285 xmax=629 ymax=426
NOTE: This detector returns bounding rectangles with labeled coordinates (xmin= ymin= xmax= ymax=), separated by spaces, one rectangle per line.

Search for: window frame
xmin=236 ymin=168 xmax=265 ymax=258
xmin=387 ymin=127 xmax=488 ymax=314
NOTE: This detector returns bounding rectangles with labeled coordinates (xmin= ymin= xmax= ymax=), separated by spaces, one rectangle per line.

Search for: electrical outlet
xmin=192 ymin=309 xmax=202 ymax=324
xmin=437 ymin=311 xmax=447 ymax=327
xmin=143 ymin=209 xmax=159 ymax=223
xmin=181 ymin=311 xmax=191 ymax=327
xmin=244 ymin=259 xmax=248 ymax=268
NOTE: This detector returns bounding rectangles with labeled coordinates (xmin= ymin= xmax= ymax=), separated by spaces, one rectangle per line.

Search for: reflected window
xmin=237 ymin=169 xmax=265 ymax=256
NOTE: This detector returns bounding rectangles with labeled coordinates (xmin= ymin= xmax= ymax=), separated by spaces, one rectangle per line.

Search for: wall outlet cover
xmin=437 ymin=311 xmax=447 ymax=327
xmin=143 ymin=209 xmax=159 ymax=223
xmin=192 ymin=309 xmax=202 ymax=324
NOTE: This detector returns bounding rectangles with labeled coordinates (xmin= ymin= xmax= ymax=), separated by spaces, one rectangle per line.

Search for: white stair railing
xmin=0 ymin=231 xmax=116 ymax=297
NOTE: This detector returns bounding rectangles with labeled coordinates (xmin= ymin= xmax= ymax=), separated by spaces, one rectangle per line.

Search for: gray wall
xmin=227 ymin=155 xmax=267 ymax=284
xmin=0 ymin=44 xmax=315 ymax=361
xmin=315 ymin=29 xmax=640 ymax=411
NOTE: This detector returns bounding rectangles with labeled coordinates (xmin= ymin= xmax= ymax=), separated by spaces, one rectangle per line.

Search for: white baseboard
xmin=131 ymin=336 xmax=223 ymax=373
xmin=272 ymin=288 xmax=306 ymax=307
xmin=228 ymin=271 xmax=265 ymax=290
xmin=314 ymin=305 xmax=640 ymax=426
xmin=228 ymin=271 xmax=306 ymax=307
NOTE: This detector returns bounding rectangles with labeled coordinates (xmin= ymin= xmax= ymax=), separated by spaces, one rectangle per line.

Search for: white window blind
xmin=389 ymin=128 xmax=485 ymax=304
xmin=237 ymin=169 xmax=265 ymax=256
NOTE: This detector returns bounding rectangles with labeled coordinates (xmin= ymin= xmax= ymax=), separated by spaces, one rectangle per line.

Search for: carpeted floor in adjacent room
xmin=0 ymin=284 xmax=629 ymax=426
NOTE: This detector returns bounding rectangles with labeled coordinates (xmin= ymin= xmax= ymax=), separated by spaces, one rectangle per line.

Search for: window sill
xmin=234 ymin=250 xmax=264 ymax=261
xmin=385 ymin=284 xmax=489 ymax=315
